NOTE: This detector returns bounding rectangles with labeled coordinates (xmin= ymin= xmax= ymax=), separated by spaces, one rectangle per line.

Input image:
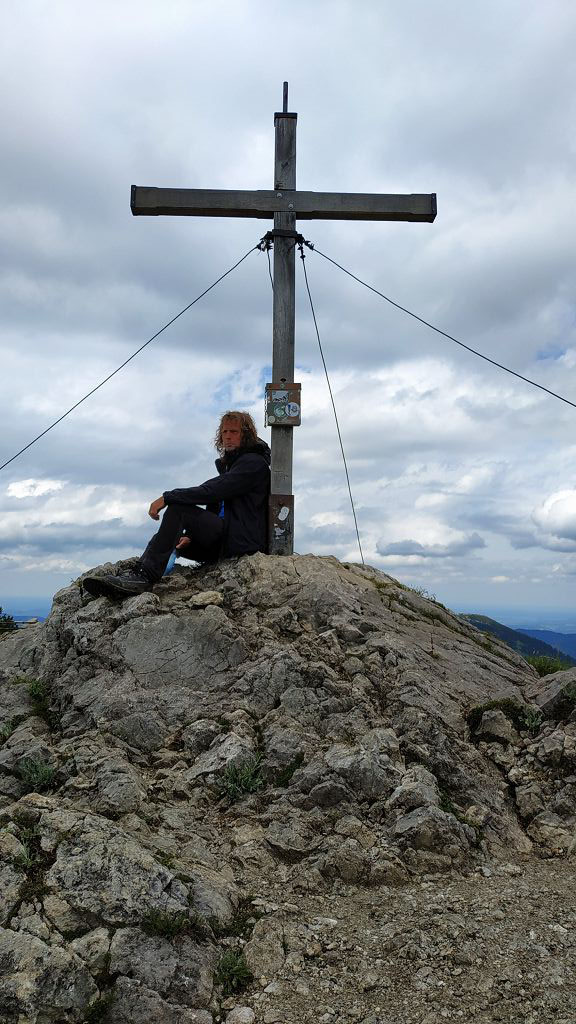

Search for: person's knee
xmin=162 ymin=505 xmax=183 ymax=527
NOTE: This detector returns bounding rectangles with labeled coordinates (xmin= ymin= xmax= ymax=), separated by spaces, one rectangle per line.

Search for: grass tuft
xmin=523 ymin=706 xmax=544 ymax=736
xmin=217 ymin=754 xmax=266 ymax=802
xmin=17 ymin=757 xmax=56 ymax=794
xmin=214 ymin=949 xmax=253 ymax=995
xmin=140 ymin=908 xmax=210 ymax=940
xmin=27 ymin=677 xmax=55 ymax=724
xmin=16 ymin=825 xmax=54 ymax=904
xmin=0 ymin=719 xmax=16 ymax=744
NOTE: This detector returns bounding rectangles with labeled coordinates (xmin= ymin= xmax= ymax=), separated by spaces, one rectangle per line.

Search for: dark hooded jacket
xmin=162 ymin=439 xmax=271 ymax=557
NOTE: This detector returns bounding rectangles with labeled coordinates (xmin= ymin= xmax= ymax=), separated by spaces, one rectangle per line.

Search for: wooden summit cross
xmin=131 ymin=82 xmax=436 ymax=556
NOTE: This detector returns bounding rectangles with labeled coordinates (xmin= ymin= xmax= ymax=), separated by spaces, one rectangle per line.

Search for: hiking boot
xmin=83 ymin=569 xmax=153 ymax=599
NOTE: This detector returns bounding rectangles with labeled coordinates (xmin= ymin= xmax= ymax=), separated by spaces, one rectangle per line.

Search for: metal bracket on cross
xmin=258 ymin=228 xmax=306 ymax=250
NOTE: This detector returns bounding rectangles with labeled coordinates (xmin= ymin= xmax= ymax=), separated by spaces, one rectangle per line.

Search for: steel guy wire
xmin=311 ymin=245 xmax=576 ymax=412
xmin=298 ymin=243 xmax=366 ymax=566
xmin=0 ymin=245 xmax=259 ymax=473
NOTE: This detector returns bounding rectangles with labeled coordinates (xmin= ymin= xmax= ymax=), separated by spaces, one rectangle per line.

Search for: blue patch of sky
xmin=212 ymin=365 xmax=274 ymax=410
xmin=211 ymin=377 xmax=235 ymax=409
xmin=535 ymin=346 xmax=567 ymax=362
xmin=1 ymin=597 xmax=52 ymax=618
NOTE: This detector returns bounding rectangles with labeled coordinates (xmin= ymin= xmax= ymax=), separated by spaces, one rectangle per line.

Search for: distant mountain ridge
xmin=516 ymin=628 xmax=576 ymax=660
xmin=459 ymin=614 xmax=576 ymax=666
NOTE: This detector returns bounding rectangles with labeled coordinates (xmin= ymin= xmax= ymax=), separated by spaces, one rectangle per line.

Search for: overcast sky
xmin=1 ymin=0 xmax=576 ymax=626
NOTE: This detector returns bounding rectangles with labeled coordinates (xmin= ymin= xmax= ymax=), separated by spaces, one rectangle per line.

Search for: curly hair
xmin=214 ymin=411 xmax=259 ymax=454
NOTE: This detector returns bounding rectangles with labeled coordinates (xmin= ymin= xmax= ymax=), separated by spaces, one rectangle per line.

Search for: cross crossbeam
xmin=131 ymin=186 xmax=436 ymax=222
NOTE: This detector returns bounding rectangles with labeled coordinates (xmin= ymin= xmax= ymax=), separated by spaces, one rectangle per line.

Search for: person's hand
xmin=148 ymin=496 xmax=166 ymax=520
xmin=175 ymin=536 xmax=191 ymax=551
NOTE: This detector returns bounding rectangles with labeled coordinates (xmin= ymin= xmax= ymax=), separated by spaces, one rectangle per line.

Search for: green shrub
xmin=16 ymin=825 xmax=54 ymax=903
xmin=0 ymin=719 xmax=16 ymax=744
xmin=524 ymin=654 xmax=572 ymax=677
xmin=466 ymin=697 xmax=553 ymax=735
xmin=411 ymin=585 xmax=437 ymax=602
xmin=466 ymin=698 xmax=527 ymax=734
xmin=439 ymin=790 xmax=459 ymax=816
xmin=0 ymin=607 xmax=17 ymax=633
xmin=217 ymin=754 xmax=265 ymax=802
xmin=214 ymin=950 xmax=253 ymax=995
xmin=523 ymin=706 xmax=543 ymax=736
xmin=17 ymin=757 xmax=56 ymax=794
xmin=27 ymin=678 xmax=53 ymax=722
xmin=16 ymin=839 xmax=42 ymax=871
xmin=140 ymin=908 xmax=209 ymax=940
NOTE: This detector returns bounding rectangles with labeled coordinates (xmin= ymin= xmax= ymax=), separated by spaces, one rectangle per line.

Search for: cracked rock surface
xmin=0 ymin=553 xmax=574 ymax=1022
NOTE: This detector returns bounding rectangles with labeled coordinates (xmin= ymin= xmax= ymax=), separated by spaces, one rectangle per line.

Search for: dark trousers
xmin=140 ymin=505 xmax=224 ymax=582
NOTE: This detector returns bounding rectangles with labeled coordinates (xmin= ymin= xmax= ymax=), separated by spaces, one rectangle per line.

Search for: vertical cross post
xmin=269 ymin=83 xmax=297 ymax=555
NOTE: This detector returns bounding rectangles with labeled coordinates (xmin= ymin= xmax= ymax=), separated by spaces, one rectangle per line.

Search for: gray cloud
xmin=376 ymin=533 xmax=486 ymax=559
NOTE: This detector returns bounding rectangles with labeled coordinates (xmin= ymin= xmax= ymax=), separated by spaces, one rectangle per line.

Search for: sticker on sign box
xmin=265 ymin=383 xmax=301 ymax=426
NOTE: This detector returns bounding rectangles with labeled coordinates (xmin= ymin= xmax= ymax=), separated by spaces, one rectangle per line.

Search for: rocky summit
xmin=0 ymin=553 xmax=574 ymax=1024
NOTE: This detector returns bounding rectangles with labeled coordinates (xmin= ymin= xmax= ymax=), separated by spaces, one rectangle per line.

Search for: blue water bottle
xmin=163 ymin=550 xmax=178 ymax=576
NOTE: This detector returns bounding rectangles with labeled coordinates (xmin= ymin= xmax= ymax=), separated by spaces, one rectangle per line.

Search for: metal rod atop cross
xmin=131 ymin=83 xmax=436 ymax=556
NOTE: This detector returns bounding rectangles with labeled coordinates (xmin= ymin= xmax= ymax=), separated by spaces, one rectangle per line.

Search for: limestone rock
xmin=188 ymin=590 xmax=224 ymax=608
xmin=226 ymin=1008 xmax=256 ymax=1024
xmin=393 ymin=806 xmax=476 ymax=863
xmin=0 ymin=862 xmax=24 ymax=926
xmin=109 ymin=927 xmax=216 ymax=1007
xmin=386 ymin=766 xmax=440 ymax=813
xmin=323 ymin=743 xmax=402 ymax=801
xmin=536 ymin=730 xmax=565 ymax=766
xmin=0 ymin=927 xmax=98 ymax=1022
xmin=525 ymin=668 xmax=576 ymax=721
xmin=70 ymin=926 xmax=111 ymax=971
xmin=243 ymin=916 xmax=286 ymax=978
xmin=526 ymin=811 xmax=573 ymax=853
xmin=181 ymin=719 xmax=222 ymax=757
xmin=186 ymin=732 xmax=255 ymax=782
xmin=0 ymin=551 xmax=568 ymax=1019
xmin=515 ymin=783 xmax=545 ymax=821
xmin=110 ymin=976 xmax=214 ymax=1024
xmin=475 ymin=709 xmax=519 ymax=744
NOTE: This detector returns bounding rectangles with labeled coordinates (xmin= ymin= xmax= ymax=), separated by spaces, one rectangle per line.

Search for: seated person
xmin=84 ymin=410 xmax=270 ymax=598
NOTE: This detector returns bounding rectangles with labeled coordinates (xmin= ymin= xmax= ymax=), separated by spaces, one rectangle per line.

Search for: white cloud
xmin=532 ymin=490 xmax=576 ymax=542
xmin=7 ymin=479 xmax=65 ymax=499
